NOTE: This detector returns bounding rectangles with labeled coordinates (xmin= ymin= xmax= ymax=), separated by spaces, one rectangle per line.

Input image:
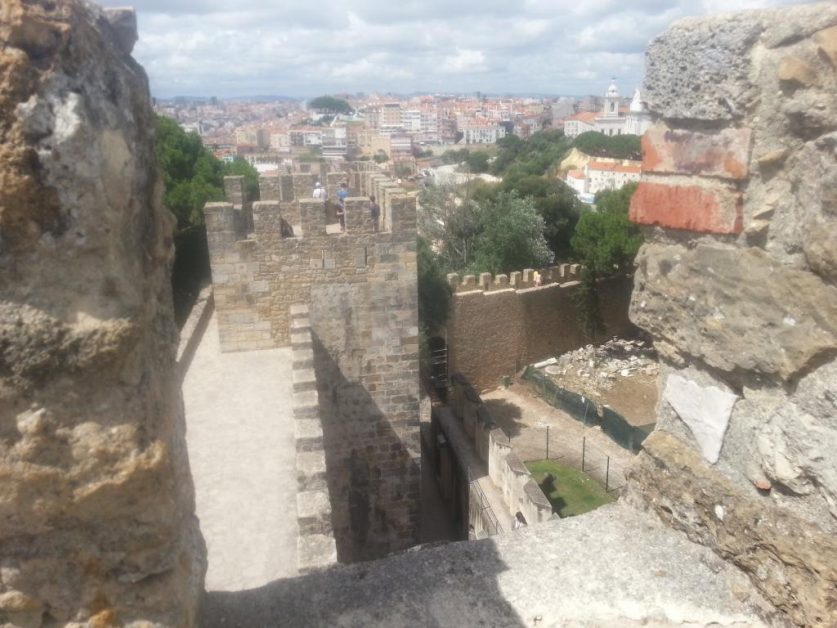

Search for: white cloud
xmin=96 ymin=0 xmax=810 ymax=97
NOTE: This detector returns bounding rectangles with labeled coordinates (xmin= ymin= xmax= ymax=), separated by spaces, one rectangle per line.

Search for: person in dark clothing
xmin=369 ymin=195 xmax=380 ymax=232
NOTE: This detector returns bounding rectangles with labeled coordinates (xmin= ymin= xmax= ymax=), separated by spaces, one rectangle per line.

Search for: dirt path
xmin=481 ymin=381 xmax=635 ymax=492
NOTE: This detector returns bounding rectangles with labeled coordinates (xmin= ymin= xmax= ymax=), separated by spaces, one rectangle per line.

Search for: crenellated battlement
xmin=204 ymin=163 xmax=417 ymax=352
xmin=446 ymin=263 xmax=583 ymax=294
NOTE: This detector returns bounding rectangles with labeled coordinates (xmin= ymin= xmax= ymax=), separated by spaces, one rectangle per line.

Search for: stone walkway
xmin=182 ymin=314 xmax=298 ymax=591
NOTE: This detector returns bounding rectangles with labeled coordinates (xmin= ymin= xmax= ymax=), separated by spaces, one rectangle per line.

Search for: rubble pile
xmin=536 ymin=338 xmax=658 ymax=396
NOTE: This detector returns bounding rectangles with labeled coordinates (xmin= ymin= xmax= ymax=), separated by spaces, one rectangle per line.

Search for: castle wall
xmin=624 ymin=5 xmax=837 ymax=626
xmin=0 ymin=3 xmax=204 ymax=624
xmin=447 ymin=268 xmax=634 ymax=391
xmin=204 ymin=165 xmax=421 ymax=561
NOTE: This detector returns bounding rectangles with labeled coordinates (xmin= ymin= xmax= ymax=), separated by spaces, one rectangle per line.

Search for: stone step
xmin=290 ymin=304 xmax=309 ymax=319
xmin=292 ymin=368 xmax=317 ymax=393
xmin=290 ymin=331 xmax=313 ymax=350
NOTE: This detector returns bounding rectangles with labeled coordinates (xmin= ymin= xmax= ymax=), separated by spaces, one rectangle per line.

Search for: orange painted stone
xmin=629 ymin=182 xmax=743 ymax=234
xmin=642 ymin=124 xmax=751 ymax=180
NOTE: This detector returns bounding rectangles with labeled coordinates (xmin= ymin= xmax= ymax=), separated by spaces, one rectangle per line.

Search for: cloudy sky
xmin=99 ymin=0 xmax=806 ymax=98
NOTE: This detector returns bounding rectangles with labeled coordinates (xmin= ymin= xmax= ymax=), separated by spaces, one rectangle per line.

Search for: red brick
xmin=629 ymin=182 xmax=743 ymax=234
xmin=642 ymin=124 xmax=751 ymax=180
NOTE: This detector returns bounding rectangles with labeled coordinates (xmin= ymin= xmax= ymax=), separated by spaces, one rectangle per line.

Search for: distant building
xmin=564 ymin=159 xmax=642 ymax=197
xmin=460 ymin=120 xmax=506 ymax=144
xmin=563 ymin=82 xmax=651 ymax=138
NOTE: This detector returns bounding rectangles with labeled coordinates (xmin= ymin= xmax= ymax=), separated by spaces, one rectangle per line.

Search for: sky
xmin=98 ymin=0 xmax=807 ymax=99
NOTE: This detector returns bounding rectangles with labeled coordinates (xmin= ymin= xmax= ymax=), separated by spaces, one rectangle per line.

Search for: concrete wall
xmin=447 ymin=268 xmax=634 ymax=390
xmin=624 ymin=5 xmax=837 ymax=626
xmin=204 ymin=164 xmax=420 ymax=562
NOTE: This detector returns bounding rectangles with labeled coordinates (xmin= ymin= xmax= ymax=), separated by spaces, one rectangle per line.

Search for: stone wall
xmin=205 ymin=166 xmax=421 ymax=562
xmin=289 ymin=305 xmax=338 ymax=573
xmin=447 ymin=268 xmax=634 ymax=391
xmin=625 ymin=4 xmax=837 ymax=626
xmin=0 ymin=2 xmax=204 ymax=625
xmin=446 ymin=376 xmax=553 ymax=526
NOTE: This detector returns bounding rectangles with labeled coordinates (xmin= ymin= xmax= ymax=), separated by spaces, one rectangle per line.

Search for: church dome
xmin=630 ymin=87 xmax=646 ymax=112
xmin=606 ymin=80 xmax=620 ymax=98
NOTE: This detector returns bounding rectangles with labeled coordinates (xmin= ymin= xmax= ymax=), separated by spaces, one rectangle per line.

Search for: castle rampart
xmin=205 ymin=164 xmax=421 ymax=561
xmin=447 ymin=271 xmax=634 ymax=391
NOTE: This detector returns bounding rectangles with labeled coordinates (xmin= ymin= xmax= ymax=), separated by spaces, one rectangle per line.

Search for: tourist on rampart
xmin=336 ymin=182 xmax=349 ymax=231
xmin=312 ymin=181 xmax=325 ymax=199
xmin=369 ymin=195 xmax=380 ymax=232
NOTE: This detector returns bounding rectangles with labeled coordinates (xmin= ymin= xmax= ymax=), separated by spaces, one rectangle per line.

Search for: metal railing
xmin=467 ymin=469 xmax=503 ymax=537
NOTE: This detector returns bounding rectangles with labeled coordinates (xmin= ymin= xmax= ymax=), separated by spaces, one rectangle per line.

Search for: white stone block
xmin=664 ymin=374 xmax=738 ymax=464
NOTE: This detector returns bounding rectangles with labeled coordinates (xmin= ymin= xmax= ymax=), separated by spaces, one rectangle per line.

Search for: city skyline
xmin=101 ymin=0 xmax=808 ymax=98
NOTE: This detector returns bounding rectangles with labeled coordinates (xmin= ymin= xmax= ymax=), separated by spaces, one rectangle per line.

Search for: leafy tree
xmin=491 ymin=129 xmax=570 ymax=177
xmin=470 ymin=192 xmax=554 ymax=274
xmin=224 ymin=158 xmax=261 ymax=203
xmin=572 ymin=131 xmax=641 ymax=161
xmin=571 ymin=183 xmax=642 ymax=336
xmin=464 ymin=150 xmax=490 ymax=173
xmin=155 ymin=114 xmax=224 ymax=228
xmin=373 ymin=150 xmax=389 ymax=164
xmin=417 ymin=236 xmax=452 ymax=333
xmin=418 ymin=183 xmax=482 ymax=271
xmin=308 ymin=95 xmax=353 ymax=114
xmin=441 ymin=148 xmax=471 ymax=165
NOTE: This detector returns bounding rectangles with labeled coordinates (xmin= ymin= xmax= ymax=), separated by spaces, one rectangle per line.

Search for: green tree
xmin=465 ymin=150 xmax=490 ymax=173
xmin=571 ymin=183 xmax=642 ymax=336
xmin=572 ymin=131 xmax=641 ymax=161
xmin=308 ymin=95 xmax=353 ymax=114
xmin=470 ymin=192 xmax=554 ymax=274
xmin=223 ymin=158 xmax=261 ymax=203
xmin=417 ymin=236 xmax=453 ymax=385
xmin=418 ymin=182 xmax=482 ymax=271
xmin=155 ymin=114 xmax=224 ymax=228
xmin=417 ymin=236 xmax=452 ymax=333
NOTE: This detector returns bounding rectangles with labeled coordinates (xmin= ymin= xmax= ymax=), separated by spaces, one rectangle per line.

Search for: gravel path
xmin=481 ymin=382 xmax=635 ymax=491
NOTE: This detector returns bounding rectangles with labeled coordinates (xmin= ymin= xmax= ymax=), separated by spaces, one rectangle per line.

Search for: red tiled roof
xmin=588 ymin=161 xmax=641 ymax=174
xmin=565 ymin=112 xmax=598 ymax=124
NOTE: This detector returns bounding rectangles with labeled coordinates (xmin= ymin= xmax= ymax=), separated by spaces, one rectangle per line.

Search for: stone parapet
xmin=628 ymin=5 xmax=837 ymax=625
xmin=290 ymin=306 xmax=338 ymax=574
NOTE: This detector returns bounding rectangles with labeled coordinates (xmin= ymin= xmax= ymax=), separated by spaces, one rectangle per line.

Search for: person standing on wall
xmin=369 ymin=195 xmax=380 ymax=232
xmin=312 ymin=181 xmax=325 ymax=199
xmin=337 ymin=181 xmax=349 ymax=231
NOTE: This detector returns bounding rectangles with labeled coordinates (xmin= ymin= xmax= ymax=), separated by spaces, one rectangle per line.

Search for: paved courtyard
xmin=182 ymin=314 xmax=298 ymax=591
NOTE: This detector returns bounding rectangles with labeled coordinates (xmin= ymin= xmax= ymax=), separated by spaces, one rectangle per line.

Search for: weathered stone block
xmin=631 ymin=242 xmax=837 ymax=382
xmin=814 ymin=24 xmax=837 ymax=68
xmin=629 ymin=181 xmax=743 ymax=234
xmin=626 ymin=431 xmax=837 ymax=627
xmin=778 ymin=55 xmax=820 ymax=88
xmin=642 ymin=124 xmax=751 ymax=180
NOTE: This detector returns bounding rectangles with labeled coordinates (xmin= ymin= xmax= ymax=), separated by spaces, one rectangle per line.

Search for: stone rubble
xmin=540 ymin=337 xmax=659 ymax=397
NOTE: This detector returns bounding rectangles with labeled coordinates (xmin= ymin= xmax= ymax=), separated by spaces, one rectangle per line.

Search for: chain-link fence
xmin=524 ymin=366 xmax=654 ymax=453
xmin=513 ymin=426 xmax=627 ymax=493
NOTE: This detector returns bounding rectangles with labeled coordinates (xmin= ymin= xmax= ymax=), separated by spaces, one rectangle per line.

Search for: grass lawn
xmin=526 ymin=459 xmax=615 ymax=517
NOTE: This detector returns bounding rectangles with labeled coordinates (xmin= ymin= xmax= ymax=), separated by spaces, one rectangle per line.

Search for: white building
xmin=563 ymin=82 xmax=652 ymax=138
xmin=460 ymin=121 xmax=506 ymax=144
xmin=564 ymin=159 xmax=642 ymax=196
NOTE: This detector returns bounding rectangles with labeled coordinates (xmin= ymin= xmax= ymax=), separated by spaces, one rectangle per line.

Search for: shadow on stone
xmin=311 ymin=333 xmax=420 ymax=563
xmin=482 ymin=398 xmax=525 ymax=438
xmin=200 ymin=535 xmax=525 ymax=627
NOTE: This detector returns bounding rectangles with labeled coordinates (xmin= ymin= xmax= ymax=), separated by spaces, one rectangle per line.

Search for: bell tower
xmin=603 ymin=78 xmax=620 ymax=118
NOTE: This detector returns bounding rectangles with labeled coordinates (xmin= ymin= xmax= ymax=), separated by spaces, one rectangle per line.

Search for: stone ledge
xmin=292 ymin=368 xmax=317 ymax=393
xmin=201 ymin=503 xmax=777 ymax=626
xmin=292 ymin=390 xmax=320 ymax=419
xmin=297 ymin=534 xmax=338 ymax=575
